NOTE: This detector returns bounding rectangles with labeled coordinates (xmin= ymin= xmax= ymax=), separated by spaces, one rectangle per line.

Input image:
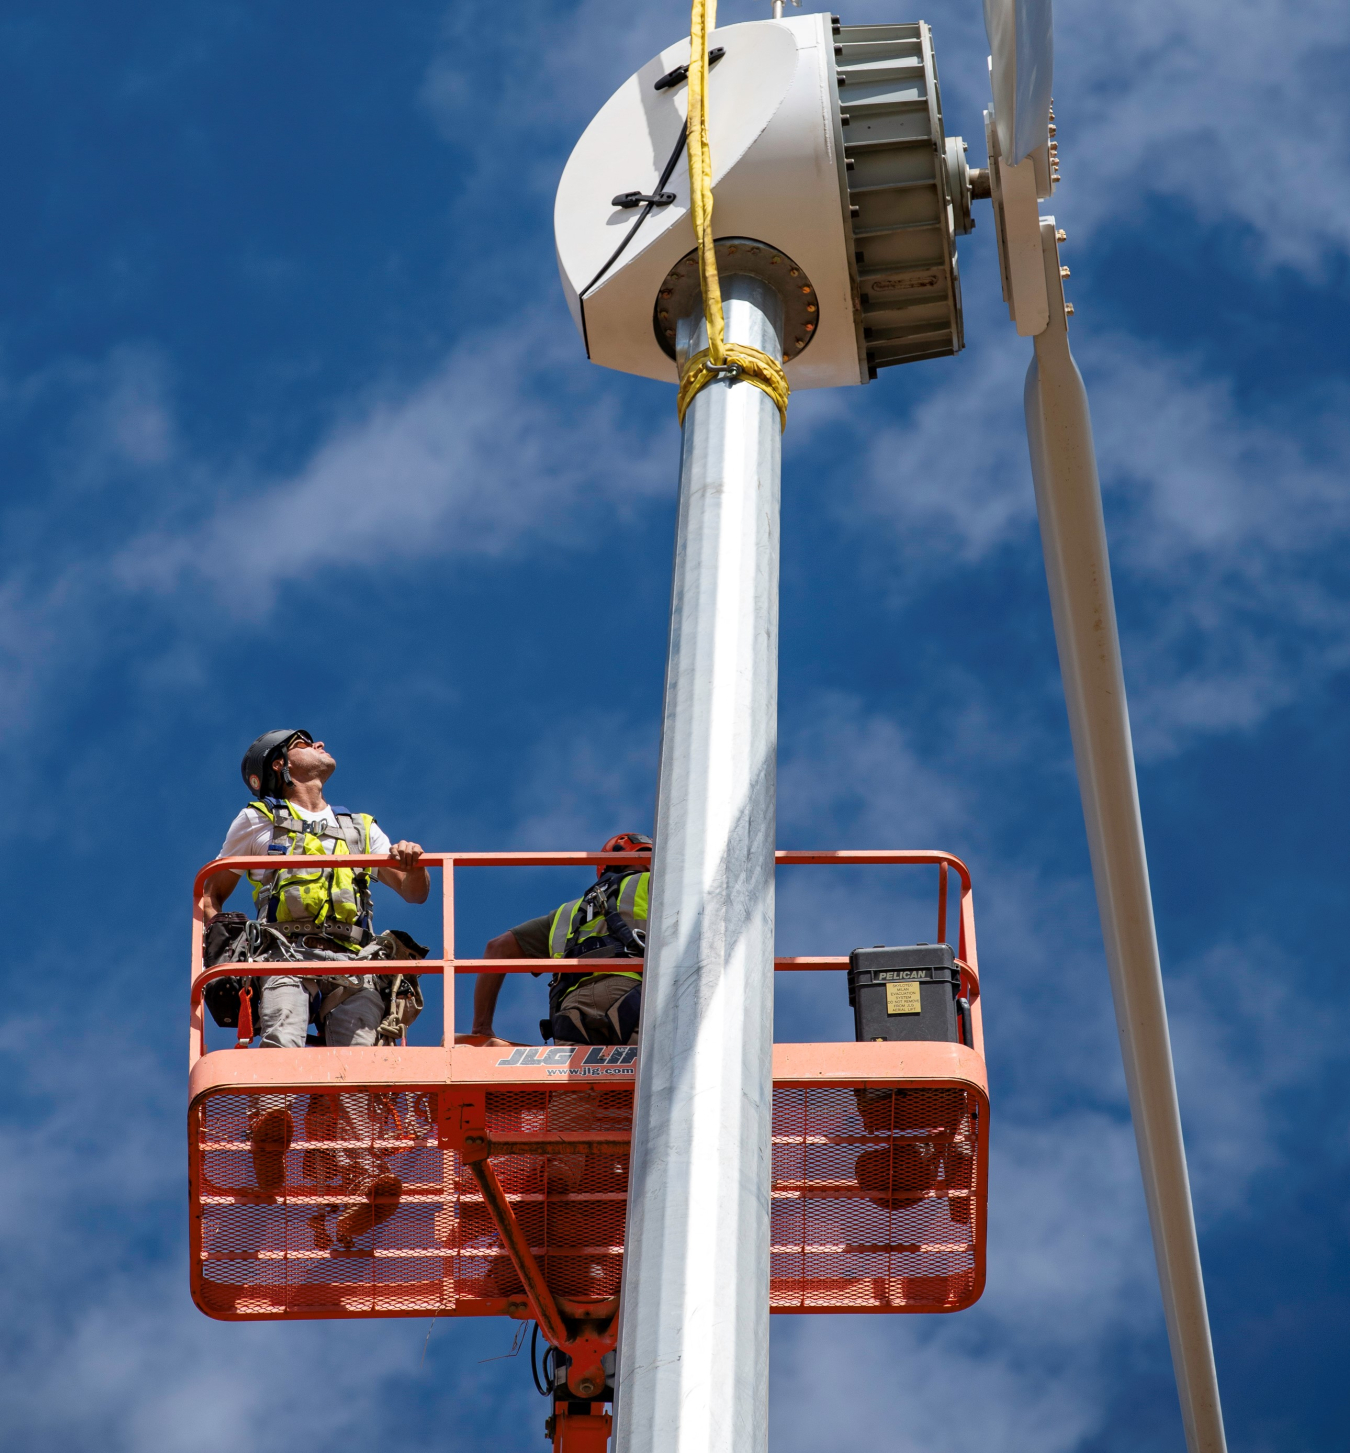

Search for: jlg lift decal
xmin=495 ymin=1045 xmax=638 ymax=1075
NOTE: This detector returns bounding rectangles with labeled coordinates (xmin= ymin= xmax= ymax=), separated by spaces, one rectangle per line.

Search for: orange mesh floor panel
xmin=191 ymin=1079 xmax=985 ymax=1320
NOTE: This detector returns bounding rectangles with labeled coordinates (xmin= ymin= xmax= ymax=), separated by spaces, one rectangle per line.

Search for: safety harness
xmin=247 ymin=797 xmax=376 ymax=942
xmin=202 ymin=915 xmax=428 ymax=1047
xmin=545 ymin=867 xmax=647 ymax=1025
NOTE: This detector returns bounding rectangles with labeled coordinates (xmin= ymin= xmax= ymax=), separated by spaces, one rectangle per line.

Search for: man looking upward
xmin=199 ymin=729 xmax=429 ymax=1240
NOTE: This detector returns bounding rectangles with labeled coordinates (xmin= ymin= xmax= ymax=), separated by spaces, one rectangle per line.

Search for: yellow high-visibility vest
xmin=547 ymin=869 xmax=648 ymax=994
xmin=246 ymin=798 xmax=377 ymax=931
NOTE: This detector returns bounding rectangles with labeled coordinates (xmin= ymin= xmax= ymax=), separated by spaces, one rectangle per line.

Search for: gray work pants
xmin=259 ymin=978 xmax=382 ymax=1048
xmin=258 ymin=976 xmax=312 ymax=1049
xmin=256 ymin=982 xmax=386 ymax=1192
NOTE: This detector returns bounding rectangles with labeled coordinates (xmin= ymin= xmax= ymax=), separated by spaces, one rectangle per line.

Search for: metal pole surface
xmin=614 ymin=272 xmax=784 ymax=1453
xmin=1024 ymin=221 xmax=1227 ymax=1453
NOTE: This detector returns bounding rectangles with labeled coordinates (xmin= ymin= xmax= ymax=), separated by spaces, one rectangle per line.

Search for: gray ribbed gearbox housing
xmin=832 ymin=21 xmax=973 ymax=376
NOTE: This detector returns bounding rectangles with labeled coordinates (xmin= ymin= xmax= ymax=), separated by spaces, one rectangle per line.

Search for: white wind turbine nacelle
xmin=984 ymin=5 xmax=1230 ymax=1452
xmin=554 ymin=13 xmax=975 ymax=389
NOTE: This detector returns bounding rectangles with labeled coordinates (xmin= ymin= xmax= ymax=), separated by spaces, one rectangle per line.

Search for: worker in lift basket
xmin=198 ymin=729 xmax=430 ymax=1245
xmin=471 ymin=833 xmax=652 ymax=1047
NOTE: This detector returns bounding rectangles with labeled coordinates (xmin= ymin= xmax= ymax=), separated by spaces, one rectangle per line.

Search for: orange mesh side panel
xmin=190 ymin=1084 xmax=633 ymax=1321
xmin=474 ymin=1087 xmax=633 ymax=1306
xmin=192 ymin=1088 xmax=450 ymax=1319
xmin=770 ymin=1086 xmax=984 ymax=1312
xmin=191 ymin=1079 xmax=983 ymax=1321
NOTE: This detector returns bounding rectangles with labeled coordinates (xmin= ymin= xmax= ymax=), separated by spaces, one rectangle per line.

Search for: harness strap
xmin=247 ymin=799 xmax=374 ymax=929
xmin=266 ymin=919 xmax=368 ymax=944
xmin=551 ymin=869 xmax=646 ymax=1015
xmin=332 ymin=810 xmax=375 ymax=928
xmin=602 ymin=872 xmax=646 ymax=956
xmin=269 ymin=812 xmax=347 ymax=843
xmin=561 ymin=869 xmax=645 ymax=958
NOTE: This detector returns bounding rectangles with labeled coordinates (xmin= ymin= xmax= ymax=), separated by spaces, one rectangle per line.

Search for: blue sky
xmin=1 ymin=1 xmax=1346 ymax=1449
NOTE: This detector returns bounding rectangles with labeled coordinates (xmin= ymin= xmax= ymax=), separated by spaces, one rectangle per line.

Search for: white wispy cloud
xmin=0 ymin=698 xmax=1322 ymax=1451
xmin=1 ymin=4 xmax=1340 ymax=1449
xmin=0 ymin=322 xmax=677 ymax=741
xmin=508 ymin=716 xmax=660 ymax=849
xmin=1167 ymin=940 xmax=1349 ymax=1214
xmin=110 ymin=329 xmax=673 ymax=614
xmin=1056 ymin=0 xmax=1350 ymax=270
xmin=764 ymin=699 xmax=1331 ymax=1452
xmin=3 ymin=0 xmax=1342 ymax=767
xmin=829 ymin=318 xmax=1350 ymax=757
xmin=436 ymin=0 xmax=1350 ymax=274
xmin=771 ymin=1110 xmax=1154 ymax=1453
xmin=0 ymin=1011 xmax=539 ymax=1452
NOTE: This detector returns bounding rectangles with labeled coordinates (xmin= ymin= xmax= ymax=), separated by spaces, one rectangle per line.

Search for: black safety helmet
xmin=241 ymin=729 xmax=313 ymax=799
xmin=597 ymin=831 xmax=652 ymax=879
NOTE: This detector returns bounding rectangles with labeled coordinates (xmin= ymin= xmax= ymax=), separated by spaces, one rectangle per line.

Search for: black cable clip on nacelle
xmin=615 ymin=46 xmax=729 ymax=205
xmin=653 ymin=46 xmax=724 ymax=92
xmin=581 ymin=47 xmax=727 ymax=297
xmin=612 ymin=190 xmax=677 ymax=210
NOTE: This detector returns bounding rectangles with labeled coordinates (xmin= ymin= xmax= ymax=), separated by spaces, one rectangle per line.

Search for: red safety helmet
xmin=598 ymin=832 xmax=652 ymax=879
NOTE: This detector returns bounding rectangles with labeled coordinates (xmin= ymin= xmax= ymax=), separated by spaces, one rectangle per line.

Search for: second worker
xmin=472 ymin=832 xmax=652 ymax=1046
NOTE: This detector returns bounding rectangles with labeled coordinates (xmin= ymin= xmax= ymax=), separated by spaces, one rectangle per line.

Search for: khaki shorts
xmin=554 ymin=974 xmax=642 ymax=1045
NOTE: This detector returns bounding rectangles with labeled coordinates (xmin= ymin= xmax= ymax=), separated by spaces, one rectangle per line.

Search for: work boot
xmin=302 ymin=1096 xmax=338 ymax=1190
xmin=544 ymin=1154 xmax=585 ymax=1195
xmin=249 ymin=1108 xmax=294 ymax=1194
xmin=335 ymin=1174 xmax=402 ymax=1246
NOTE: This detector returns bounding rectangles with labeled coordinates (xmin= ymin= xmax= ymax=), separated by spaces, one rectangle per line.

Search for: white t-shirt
xmin=219 ymin=800 xmax=394 ymax=890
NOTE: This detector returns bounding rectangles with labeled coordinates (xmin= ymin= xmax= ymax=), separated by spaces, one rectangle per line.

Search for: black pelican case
xmin=847 ymin=943 xmax=969 ymax=1046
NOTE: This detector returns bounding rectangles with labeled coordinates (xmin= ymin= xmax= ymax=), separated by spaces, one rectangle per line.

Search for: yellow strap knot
xmin=677 ymin=345 xmax=790 ymax=430
xmin=678 ymin=0 xmax=789 ymax=431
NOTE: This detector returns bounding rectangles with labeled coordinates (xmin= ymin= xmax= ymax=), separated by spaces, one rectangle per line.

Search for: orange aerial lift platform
xmin=189 ymin=849 xmax=988 ymax=1450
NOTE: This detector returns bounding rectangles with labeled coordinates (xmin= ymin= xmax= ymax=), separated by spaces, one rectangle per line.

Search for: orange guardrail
xmin=190 ymin=849 xmax=980 ymax=1062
